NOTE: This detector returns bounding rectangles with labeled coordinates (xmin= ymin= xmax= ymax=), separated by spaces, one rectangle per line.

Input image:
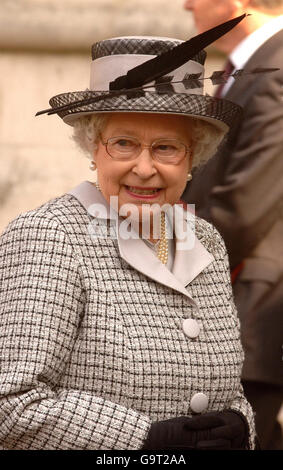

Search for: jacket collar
xmin=68 ymin=181 xmax=214 ymax=305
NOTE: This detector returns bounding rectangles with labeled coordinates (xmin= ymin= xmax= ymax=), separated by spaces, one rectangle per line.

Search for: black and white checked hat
xmin=37 ymin=17 xmax=247 ymax=132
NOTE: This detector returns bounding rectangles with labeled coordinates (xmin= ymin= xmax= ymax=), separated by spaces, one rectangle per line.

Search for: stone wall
xmin=1 ymin=0 xmax=195 ymax=50
xmin=0 ymin=0 xmax=224 ymax=232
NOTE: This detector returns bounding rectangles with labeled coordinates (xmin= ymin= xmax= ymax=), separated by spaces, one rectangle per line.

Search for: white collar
xmin=230 ymin=15 xmax=283 ymax=70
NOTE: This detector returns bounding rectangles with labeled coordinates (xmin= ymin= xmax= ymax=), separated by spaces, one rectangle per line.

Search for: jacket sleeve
xmin=209 ymin=72 xmax=283 ymax=268
xmin=0 ymin=213 xmax=151 ymax=450
xmin=209 ymin=224 xmax=257 ymax=449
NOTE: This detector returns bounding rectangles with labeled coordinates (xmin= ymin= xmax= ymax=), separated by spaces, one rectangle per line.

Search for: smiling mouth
xmin=125 ymin=185 xmax=162 ymax=195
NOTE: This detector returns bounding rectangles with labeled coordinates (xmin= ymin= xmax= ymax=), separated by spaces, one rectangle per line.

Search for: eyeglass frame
xmin=99 ymin=133 xmax=191 ymax=165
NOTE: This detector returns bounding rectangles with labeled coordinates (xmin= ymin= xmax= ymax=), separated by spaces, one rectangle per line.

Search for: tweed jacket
xmin=0 ymin=180 xmax=256 ymax=450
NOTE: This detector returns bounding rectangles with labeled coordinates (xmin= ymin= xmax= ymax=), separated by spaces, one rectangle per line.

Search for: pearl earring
xmin=187 ymin=173 xmax=192 ymax=182
xmin=95 ymin=180 xmax=101 ymax=191
xmin=90 ymin=160 xmax=97 ymax=171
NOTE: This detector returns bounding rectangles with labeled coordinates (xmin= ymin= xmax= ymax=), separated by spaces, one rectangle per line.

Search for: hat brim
xmin=49 ymin=90 xmax=242 ymax=133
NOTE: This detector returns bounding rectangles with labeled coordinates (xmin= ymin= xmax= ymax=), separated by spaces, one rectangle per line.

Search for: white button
xmin=190 ymin=393 xmax=209 ymax=413
xmin=182 ymin=318 xmax=200 ymax=338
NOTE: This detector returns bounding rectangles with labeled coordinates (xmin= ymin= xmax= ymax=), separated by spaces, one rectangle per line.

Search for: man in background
xmin=182 ymin=0 xmax=283 ymax=449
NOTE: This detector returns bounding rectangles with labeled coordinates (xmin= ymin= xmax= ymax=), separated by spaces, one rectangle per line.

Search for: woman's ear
xmin=189 ymin=150 xmax=194 ymax=171
xmin=187 ymin=142 xmax=194 ymax=172
xmin=93 ymin=142 xmax=99 ymax=158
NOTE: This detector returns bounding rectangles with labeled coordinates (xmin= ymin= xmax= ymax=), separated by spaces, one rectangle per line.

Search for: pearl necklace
xmin=157 ymin=211 xmax=168 ymax=265
xmin=94 ymin=181 xmax=168 ymax=265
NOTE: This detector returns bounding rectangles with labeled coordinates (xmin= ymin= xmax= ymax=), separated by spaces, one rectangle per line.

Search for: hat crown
xmin=92 ymin=36 xmax=206 ymax=65
xmin=89 ymin=36 xmax=205 ymax=94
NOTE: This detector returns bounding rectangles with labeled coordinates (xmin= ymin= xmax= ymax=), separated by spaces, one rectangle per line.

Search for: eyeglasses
xmin=100 ymin=135 xmax=190 ymax=165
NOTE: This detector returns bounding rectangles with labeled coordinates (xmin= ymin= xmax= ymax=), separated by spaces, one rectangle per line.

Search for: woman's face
xmin=93 ymin=112 xmax=193 ymax=219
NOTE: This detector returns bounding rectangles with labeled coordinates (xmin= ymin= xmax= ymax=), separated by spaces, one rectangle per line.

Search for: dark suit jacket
xmin=182 ymin=29 xmax=283 ymax=385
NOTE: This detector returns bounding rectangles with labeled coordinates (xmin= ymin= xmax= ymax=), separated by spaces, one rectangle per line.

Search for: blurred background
xmin=0 ymin=0 xmax=225 ymax=231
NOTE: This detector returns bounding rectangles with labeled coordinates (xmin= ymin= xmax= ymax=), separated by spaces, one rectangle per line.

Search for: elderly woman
xmin=0 ymin=29 xmax=256 ymax=450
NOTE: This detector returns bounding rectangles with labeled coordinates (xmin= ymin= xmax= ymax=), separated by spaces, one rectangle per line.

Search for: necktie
xmin=214 ymin=59 xmax=234 ymax=98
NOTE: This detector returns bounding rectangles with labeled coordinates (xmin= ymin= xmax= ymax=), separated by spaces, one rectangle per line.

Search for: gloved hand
xmin=142 ymin=416 xmax=198 ymax=450
xmin=184 ymin=409 xmax=250 ymax=450
xmin=142 ymin=410 xmax=249 ymax=450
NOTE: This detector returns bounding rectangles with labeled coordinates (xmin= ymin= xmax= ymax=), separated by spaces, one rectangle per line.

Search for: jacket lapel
xmin=116 ymin=219 xmax=195 ymax=305
xmin=172 ymin=204 xmax=214 ymax=286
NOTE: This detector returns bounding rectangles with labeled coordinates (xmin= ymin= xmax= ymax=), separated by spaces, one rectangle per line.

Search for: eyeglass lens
xmin=105 ymin=136 xmax=187 ymax=164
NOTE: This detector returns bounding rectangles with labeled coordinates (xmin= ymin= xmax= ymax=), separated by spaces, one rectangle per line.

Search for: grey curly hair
xmin=72 ymin=113 xmax=225 ymax=169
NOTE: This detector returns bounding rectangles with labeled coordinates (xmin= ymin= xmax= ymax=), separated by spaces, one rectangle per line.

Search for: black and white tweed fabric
xmin=0 ymin=191 xmax=256 ymax=450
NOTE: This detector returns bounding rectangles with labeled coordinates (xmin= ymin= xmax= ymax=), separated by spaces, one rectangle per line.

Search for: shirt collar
xmin=230 ymin=15 xmax=283 ymax=70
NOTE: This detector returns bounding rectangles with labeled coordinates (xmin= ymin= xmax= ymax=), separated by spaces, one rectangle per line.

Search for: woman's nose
xmin=131 ymin=148 xmax=157 ymax=179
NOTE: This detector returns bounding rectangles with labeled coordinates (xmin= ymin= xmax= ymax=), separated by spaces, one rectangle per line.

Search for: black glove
xmin=184 ymin=409 xmax=250 ymax=450
xmin=142 ymin=416 xmax=198 ymax=450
